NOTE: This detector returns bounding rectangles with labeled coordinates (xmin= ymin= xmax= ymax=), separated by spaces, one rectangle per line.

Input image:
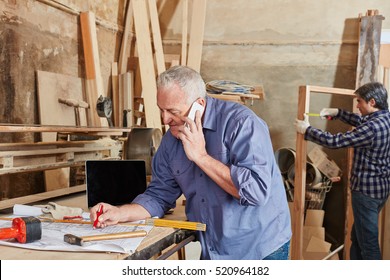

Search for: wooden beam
xmin=119 ymin=72 xmax=134 ymax=127
xmin=111 ymin=62 xmax=120 ymax=127
xmin=80 ymin=11 xmax=104 ymax=127
xmin=148 ymin=0 xmax=166 ymax=75
xmin=187 ymin=0 xmax=207 ymax=72
xmin=291 ymin=86 xmax=309 ymax=260
xmin=132 ymin=0 xmax=162 ymax=129
xmin=181 ymin=0 xmax=188 ymax=66
xmin=118 ymin=0 xmax=134 ymax=74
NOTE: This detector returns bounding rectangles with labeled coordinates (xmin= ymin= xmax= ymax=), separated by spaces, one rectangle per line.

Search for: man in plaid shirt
xmin=295 ymin=82 xmax=390 ymax=260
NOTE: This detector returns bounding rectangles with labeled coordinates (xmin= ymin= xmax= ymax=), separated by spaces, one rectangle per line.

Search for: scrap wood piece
xmin=356 ymin=10 xmax=385 ymax=88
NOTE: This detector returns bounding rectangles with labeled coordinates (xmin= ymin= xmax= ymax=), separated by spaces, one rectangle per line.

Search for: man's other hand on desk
xmin=89 ymin=202 xmax=151 ymax=228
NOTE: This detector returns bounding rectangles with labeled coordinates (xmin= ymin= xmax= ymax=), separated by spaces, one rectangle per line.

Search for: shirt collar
xmin=364 ymin=109 xmax=388 ymax=121
xmin=202 ymin=96 xmax=217 ymax=131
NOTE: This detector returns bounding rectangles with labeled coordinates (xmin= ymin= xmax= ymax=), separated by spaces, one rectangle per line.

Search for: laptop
xmin=86 ymin=160 xmax=147 ymax=208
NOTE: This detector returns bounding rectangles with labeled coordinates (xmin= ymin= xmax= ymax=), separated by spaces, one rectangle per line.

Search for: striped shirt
xmin=305 ymin=109 xmax=390 ymax=199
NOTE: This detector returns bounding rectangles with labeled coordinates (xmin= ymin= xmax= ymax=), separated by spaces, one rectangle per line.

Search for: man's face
xmin=157 ymin=83 xmax=191 ymax=138
xmin=356 ymin=96 xmax=376 ymax=116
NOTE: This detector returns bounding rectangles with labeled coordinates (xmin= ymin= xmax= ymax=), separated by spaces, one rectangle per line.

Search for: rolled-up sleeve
xmin=228 ymin=115 xmax=274 ymax=206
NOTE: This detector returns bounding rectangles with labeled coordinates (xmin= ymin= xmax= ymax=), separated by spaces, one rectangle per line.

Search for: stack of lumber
xmin=112 ymin=0 xmax=208 ymax=130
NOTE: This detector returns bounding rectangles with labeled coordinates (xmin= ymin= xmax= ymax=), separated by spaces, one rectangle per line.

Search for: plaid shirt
xmin=305 ymin=109 xmax=390 ymax=199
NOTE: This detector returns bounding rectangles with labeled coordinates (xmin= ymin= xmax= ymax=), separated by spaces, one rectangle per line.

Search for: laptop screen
xmin=86 ymin=160 xmax=147 ymax=208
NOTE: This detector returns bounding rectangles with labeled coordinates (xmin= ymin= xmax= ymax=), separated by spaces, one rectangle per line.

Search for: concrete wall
xmin=0 ymin=0 xmax=389 ymax=256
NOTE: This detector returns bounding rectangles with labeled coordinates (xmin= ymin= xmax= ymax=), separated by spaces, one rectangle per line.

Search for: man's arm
xmin=90 ymin=202 xmax=151 ymax=228
xmin=178 ymin=111 xmax=239 ymax=198
xmin=194 ymin=153 xmax=239 ymax=198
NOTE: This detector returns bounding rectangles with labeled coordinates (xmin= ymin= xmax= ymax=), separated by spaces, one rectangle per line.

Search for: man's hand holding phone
xmin=180 ymin=101 xmax=206 ymax=162
xmin=187 ymin=102 xmax=205 ymax=122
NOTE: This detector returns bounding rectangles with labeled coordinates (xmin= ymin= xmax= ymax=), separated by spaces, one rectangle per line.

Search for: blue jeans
xmin=350 ymin=191 xmax=388 ymax=260
xmin=263 ymin=240 xmax=290 ymax=260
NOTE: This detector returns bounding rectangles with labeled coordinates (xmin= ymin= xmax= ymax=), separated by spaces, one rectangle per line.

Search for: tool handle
xmin=82 ymin=230 xmax=147 ymax=242
xmin=0 ymin=227 xmax=19 ymax=240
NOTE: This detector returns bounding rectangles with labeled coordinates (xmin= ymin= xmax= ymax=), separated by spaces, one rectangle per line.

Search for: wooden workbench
xmin=0 ymin=192 xmax=194 ymax=260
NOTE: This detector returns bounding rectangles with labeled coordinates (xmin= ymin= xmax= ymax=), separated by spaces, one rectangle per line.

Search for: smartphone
xmin=187 ymin=101 xmax=205 ymax=121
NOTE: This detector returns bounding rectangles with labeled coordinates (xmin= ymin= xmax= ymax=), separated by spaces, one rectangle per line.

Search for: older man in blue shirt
xmin=91 ymin=65 xmax=292 ymax=260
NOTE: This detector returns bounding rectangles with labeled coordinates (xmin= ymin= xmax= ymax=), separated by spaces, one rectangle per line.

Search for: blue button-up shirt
xmin=132 ymin=97 xmax=291 ymax=260
xmin=305 ymin=109 xmax=390 ymax=199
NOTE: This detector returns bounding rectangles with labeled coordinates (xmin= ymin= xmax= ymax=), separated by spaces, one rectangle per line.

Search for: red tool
xmin=93 ymin=204 xmax=103 ymax=228
xmin=0 ymin=216 xmax=42 ymax=243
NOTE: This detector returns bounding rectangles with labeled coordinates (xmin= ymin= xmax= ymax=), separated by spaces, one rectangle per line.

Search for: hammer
xmin=0 ymin=216 xmax=42 ymax=243
xmin=64 ymin=230 xmax=147 ymax=246
xmin=58 ymin=97 xmax=89 ymax=126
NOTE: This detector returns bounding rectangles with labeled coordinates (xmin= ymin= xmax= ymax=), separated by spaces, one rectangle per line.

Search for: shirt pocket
xmin=170 ymin=158 xmax=194 ymax=186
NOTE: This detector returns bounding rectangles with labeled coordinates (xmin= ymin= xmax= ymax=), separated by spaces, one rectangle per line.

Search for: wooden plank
xmin=207 ymin=93 xmax=243 ymax=104
xmin=80 ymin=11 xmax=104 ymax=127
xmin=0 ymin=124 xmax=130 ymax=135
xmin=291 ymin=85 xmax=310 ymax=260
xmin=111 ymin=62 xmax=120 ymax=127
xmin=181 ymin=0 xmax=188 ymax=66
xmin=148 ymin=0 xmax=166 ymax=75
xmin=379 ymin=44 xmax=390 ymax=68
xmin=36 ymin=71 xmax=87 ymax=128
xmin=165 ymin=54 xmax=181 ymax=69
xmin=187 ymin=0 xmax=207 ymax=72
xmin=381 ymin=200 xmax=390 ymax=259
xmin=119 ymin=72 xmax=134 ymax=127
xmin=308 ymin=85 xmax=356 ymax=96
xmin=132 ymin=0 xmax=162 ymax=129
xmin=0 ymin=140 xmax=122 ymax=175
xmin=0 ymin=185 xmax=86 ymax=210
xmin=118 ymin=0 xmax=134 ymax=74
xmin=36 ymin=70 xmax=87 ymax=191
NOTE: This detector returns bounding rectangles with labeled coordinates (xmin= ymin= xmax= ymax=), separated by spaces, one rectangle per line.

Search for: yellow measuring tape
xmin=145 ymin=218 xmax=206 ymax=231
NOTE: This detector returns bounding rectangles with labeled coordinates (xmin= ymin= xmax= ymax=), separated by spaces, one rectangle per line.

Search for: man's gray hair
xmin=355 ymin=82 xmax=388 ymax=110
xmin=156 ymin=65 xmax=206 ymax=105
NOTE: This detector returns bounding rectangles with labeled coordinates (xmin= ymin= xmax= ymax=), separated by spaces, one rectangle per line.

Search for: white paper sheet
xmin=0 ymin=217 xmax=152 ymax=254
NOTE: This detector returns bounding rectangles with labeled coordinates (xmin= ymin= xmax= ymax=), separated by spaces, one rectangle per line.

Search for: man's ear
xmin=369 ymin=98 xmax=376 ymax=107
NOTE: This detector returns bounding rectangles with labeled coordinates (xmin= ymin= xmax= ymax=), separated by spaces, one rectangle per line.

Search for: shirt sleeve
xmin=305 ymin=121 xmax=375 ymax=149
xmin=228 ymin=115 xmax=274 ymax=206
xmin=337 ymin=109 xmax=363 ymax=127
xmin=132 ymin=141 xmax=182 ymax=218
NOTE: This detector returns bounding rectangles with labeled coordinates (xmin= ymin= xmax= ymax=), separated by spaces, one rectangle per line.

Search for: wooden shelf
xmin=0 ymin=124 xmax=131 ymax=136
xmin=0 ymin=184 xmax=86 ymax=210
xmin=0 ymin=124 xmax=126 ymax=209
